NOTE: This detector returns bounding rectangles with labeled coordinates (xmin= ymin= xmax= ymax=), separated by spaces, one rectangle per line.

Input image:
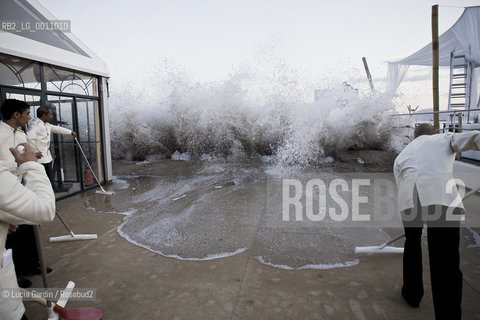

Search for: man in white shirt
xmin=0 ymin=143 xmax=55 ymax=320
xmin=27 ymin=106 xmax=76 ymax=189
xmin=394 ymin=123 xmax=480 ymax=320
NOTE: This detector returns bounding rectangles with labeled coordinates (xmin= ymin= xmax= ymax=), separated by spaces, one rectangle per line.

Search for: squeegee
xmin=49 ymin=209 xmax=97 ymax=242
xmin=75 ymin=137 xmax=113 ymax=195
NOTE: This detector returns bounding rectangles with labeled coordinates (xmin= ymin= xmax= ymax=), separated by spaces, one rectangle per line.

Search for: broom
xmin=354 ymin=233 xmax=405 ymax=254
xmin=74 ymin=137 xmax=113 ymax=195
xmin=355 ymin=184 xmax=480 ymax=254
xmin=23 ymin=288 xmax=104 ymax=320
xmin=32 ymin=226 xmax=104 ymax=320
xmin=49 ymin=209 xmax=97 ymax=242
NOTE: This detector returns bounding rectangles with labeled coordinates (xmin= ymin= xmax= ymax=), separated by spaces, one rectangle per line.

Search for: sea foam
xmin=109 ymin=60 xmax=406 ymax=164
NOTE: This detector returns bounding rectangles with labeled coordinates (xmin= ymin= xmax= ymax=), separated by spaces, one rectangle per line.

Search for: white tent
xmin=386 ymin=6 xmax=480 ymax=109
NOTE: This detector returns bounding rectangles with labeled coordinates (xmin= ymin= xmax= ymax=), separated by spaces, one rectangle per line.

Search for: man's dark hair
xmin=37 ymin=106 xmax=52 ymax=118
xmin=1 ymin=99 xmax=30 ymax=120
xmin=414 ymin=123 xmax=436 ymax=138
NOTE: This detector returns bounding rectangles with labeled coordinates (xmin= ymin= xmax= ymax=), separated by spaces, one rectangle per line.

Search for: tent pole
xmin=362 ymin=57 xmax=375 ymax=91
xmin=432 ymin=4 xmax=440 ymax=132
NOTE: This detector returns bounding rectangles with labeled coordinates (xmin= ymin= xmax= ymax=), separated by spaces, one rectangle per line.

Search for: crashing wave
xmin=110 ymin=64 xmax=407 ymax=164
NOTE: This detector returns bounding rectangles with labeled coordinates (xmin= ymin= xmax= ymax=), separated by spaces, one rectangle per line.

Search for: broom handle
xmin=20 ymin=288 xmax=55 ymax=307
xmin=380 ymin=233 xmax=406 ymax=249
xmin=32 ymin=225 xmax=56 ymax=319
xmin=33 ymin=226 xmax=50 ymax=292
xmin=462 ymin=184 xmax=480 ymax=201
xmin=74 ymin=137 xmax=107 ymax=193
xmin=19 ymin=288 xmax=66 ymax=316
xmin=384 ymin=184 xmax=480 ymax=248
xmin=55 ymin=209 xmax=75 ymax=237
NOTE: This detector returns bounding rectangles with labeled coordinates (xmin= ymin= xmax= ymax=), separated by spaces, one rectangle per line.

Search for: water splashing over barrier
xmin=110 ymin=62 xmax=405 ymax=164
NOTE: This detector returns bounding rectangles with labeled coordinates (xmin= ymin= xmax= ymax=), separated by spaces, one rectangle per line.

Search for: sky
xmin=37 ymin=0 xmax=479 ymax=110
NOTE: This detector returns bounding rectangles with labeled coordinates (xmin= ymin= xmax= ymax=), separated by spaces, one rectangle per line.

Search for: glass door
xmin=76 ymin=98 xmax=103 ymax=186
xmin=47 ymin=95 xmax=80 ymax=196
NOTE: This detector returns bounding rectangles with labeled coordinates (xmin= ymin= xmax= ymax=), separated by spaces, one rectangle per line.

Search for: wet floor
xmin=82 ymin=157 xmax=480 ymax=270
xmin=21 ymin=155 xmax=480 ymax=320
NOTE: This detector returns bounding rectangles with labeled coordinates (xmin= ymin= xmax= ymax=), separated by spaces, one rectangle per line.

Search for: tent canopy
xmin=0 ymin=0 xmax=109 ymax=77
xmin=386 ymin=6 xmax=480 ymax=99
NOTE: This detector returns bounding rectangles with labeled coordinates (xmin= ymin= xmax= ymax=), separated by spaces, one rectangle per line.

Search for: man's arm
xmin=50 ymin=124 xmax=76 ymax=138
xmin=0 ymin=144 xmax=55 ymax=225
xmin=450 ymin=131 xmax=480 ymax=153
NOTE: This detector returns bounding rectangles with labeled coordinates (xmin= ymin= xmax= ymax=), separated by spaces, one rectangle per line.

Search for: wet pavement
xmin=22 ymin=158 xmax=480 ymax=320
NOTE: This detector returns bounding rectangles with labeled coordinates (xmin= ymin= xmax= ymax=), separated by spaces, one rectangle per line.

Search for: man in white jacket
xmin=27 ymin=106 xmax=77 ymax=189
xmin=394 ymin=123 xmax=480 ymax=320
xmin=0 ymin=144 xmax=55 ymax=320
xmin=0 ymin=99 xmax=42 ymax=287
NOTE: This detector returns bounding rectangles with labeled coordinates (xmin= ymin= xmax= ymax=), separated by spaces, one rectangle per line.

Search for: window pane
xmin=45 ymin=65 xmax=98 ymax=96
xmin=77 ymin=99 xmax=103 ymax=183
xmin=47 ymin=95 xmax=79 ymax=192
xmin=59 ymin=142 xmax=77 ymax=182
xmin=47 ymin=96 xmax=74 ymax=131
xmin=0 ymin=53 xmax=42 ymax=89
xmin=4 ymin=93 xmax=40 ymax=128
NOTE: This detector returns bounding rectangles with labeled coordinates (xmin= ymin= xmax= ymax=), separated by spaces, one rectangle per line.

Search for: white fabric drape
xmin=386 ymin=63 xmax=409 ymax=95
xmin=451 ymin=7 xmax=480 ymax=66
xmin=386 ymin=6 xmax=480 ymax=108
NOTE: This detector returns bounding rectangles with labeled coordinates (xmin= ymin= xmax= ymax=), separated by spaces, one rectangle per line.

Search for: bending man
xmin=394 ymin=123 xmax=480 ymax=320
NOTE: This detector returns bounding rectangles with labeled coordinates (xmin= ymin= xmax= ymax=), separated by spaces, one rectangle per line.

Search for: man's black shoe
xmin=17 ymin=276 xmax=32 ymax=288
xmin=33 ymin=266 xmax=53 ymax=275
xmin=402 ymin=286 xmax=420 ymax=308
xmin=18 ymin=266 xmax=53 ymax=276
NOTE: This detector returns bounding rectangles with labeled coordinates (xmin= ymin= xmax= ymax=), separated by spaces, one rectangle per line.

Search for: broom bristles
xmin=354 ymin=246 xmax=404 ymax=254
